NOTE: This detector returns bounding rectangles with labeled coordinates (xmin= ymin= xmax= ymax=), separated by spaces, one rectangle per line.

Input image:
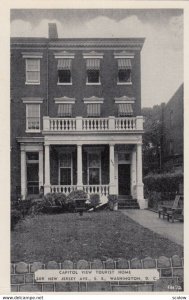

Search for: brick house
xmin=11 ymin=23 xmax=147 ymax=209
xmin=162 ymin=84 xmax=183 ymax=170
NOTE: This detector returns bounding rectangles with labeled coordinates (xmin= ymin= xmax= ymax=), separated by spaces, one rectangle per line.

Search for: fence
xmin=11 ymin=255 xmax=183 ymax=292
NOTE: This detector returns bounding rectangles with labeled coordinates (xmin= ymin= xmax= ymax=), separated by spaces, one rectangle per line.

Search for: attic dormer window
xmin=117 ymin=58 xmax=132 ymax=84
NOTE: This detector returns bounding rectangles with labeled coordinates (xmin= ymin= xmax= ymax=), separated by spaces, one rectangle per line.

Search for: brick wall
xmin=11 ymin=255 xmax=183 ymax=292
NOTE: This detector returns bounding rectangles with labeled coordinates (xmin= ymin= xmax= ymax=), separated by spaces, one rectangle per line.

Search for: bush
xmin=89 ymin=194 xmax=100 ymax=209
xmin=67 ymin=190 xmax=88 ymax=212
xmin=144 ymin=170 xmax=183 ymax=209
xmin=108 ymin=194 xmax=118 ymax=210
xmin=30 ymin=193 xmax=68 ymax=214
xmin=11 ymin=209 xmax=22 ymax=230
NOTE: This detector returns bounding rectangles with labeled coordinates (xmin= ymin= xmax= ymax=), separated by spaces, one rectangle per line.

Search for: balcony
xmin=43 ymin=116 xmax=143 ymax=133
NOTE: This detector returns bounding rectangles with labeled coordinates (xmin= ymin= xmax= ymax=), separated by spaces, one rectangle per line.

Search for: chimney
xmin=48 ymin=23 xmax=58 ymax=39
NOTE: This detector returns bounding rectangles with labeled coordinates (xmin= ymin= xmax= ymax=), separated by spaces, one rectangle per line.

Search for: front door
xmin=118 ymin=164 xmax=130 ymax=195
xmin=27 ymin=163 xmax=39 ymax=194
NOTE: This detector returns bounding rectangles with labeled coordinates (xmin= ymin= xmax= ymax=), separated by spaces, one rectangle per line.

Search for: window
xmin=26 ymin=59 xmax=40 ymax=84
xmin=26 ymin=104 xmax=40 ymax=132
xmin=86 ymin=58 xmax=100 ymax=84
xmin=59 ymin=153 xmax=72 ymax=185
xmin=117 ymin=58 xmax=132 ymax=84
xmin=58 ymin=104 xmax=72 ymax=117
xmin=118 ymin=103 xmax=133 ymax=117
xmin=57 ymin=59 xmax=72 ymax=84
xmin=87 ymin=103 xmax=101 ymax=117
xmin=26 ymin=152 xmax=39 ymax=194
xmin=88 ymin=153 xmax=101 ymax=184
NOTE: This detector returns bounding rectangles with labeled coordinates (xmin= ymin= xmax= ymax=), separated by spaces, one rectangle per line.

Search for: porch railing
xmin=50 ymin=185 xmax=110 ymax=196
xmin=43 ymin=116 xmax=143 ymax=132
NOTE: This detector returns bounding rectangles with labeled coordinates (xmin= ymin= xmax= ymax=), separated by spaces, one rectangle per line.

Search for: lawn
xmin=11 ymin=211 xmax=183 ymax=263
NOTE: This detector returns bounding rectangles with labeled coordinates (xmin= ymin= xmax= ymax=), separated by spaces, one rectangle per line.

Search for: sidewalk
xmin=122 ymin=209 xmax=183 ymax=246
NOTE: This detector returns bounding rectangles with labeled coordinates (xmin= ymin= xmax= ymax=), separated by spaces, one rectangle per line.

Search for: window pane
xmin=27 ymin=71 xmax=40 ymax=82
xmin=89 ymin=168 xmax=100 ymax=185
xmin=89 ymin=153 xmax=100 ymax=167
xmin=60 ymin=168 xmax=71 ymax=185
xmin=118 ymin=69 xmax=131 ymax=82
xmin=60 ymin=153 xmax=71 ymax=167
xmin=87 ymin=70 xmax=99 ymax=83
xmin=27 ymin=152 xmax=39 ymax=161
xmin=58 ymin=70 xmax=71 ymax=83
xmin=27 ymin=104 xmax=40 ymax=131
xmin=27 ymin=59 xmax=39 ymax=71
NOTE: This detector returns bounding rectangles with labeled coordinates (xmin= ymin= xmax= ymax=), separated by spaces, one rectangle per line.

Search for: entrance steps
xmin=118 ymin=195 xmax=140 ymax=209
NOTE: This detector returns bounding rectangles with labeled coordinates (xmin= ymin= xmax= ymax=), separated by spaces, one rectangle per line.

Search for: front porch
xmin=19 ymin=139 xmax=146 ymax=208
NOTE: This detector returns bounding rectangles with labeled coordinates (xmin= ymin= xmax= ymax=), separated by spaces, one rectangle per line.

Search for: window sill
xmin=57 ymin=82 xmax=72 ymax=85
xmin=117 ymin=82 xmax=132 ymax=85
xmin=25 ymin=130 xmax=41 ymax=133
xmin=25 ymin=82 xmax=40 ymax=85
xmin=86 ymin=82 xmax=101 ymax=86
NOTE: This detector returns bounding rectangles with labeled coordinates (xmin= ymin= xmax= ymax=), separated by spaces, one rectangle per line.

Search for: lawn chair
xmin=167 ymin=196 xmax=184 ymax=223
xmin=158 ymin=194 xmax=183 ymax=220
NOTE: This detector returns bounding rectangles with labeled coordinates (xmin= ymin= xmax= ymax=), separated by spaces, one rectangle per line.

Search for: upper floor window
xmin=26 ymin=104 xmax=40 ymax=132
xmin=117 ymin=58 xmax=132 ymax=84
xmin=86 ymin=58 xmax=100 ymax=84
xmin=118 ymin=103 xmax=133 ymax=117
xmin=57 ymin=59 xmax=72 ymax=84
xmin=26 ymin=59 xmax=40 ymax=84
xmin=58 ymin=104 xmax=72 ymax=117
xmin=83 ymin=96 xmax=104 ymax=118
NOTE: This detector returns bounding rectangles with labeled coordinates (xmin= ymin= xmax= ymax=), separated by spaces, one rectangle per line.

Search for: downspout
xmin=46 ymin=40 xmax=49 ymax=116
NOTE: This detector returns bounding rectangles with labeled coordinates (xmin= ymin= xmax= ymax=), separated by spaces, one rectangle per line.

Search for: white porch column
xmin=39 ymin=149 xmax=44 ymax=189
xmin=131 ymin=148 xmax=137 ymax=198
xmin=136 ymin=143 xmax=145 ymax=209
xmin=20 ymin=149 xmax=27 ymax=200
xmin=77 ymin=144 xmax=83 ymax=188
xmin=44 ymin=144 xmax=50 ymax=194
xmin=109 ymin=144 xmax=115 ymax=194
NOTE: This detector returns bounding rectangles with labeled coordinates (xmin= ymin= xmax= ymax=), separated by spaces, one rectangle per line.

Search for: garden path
xmin=122 ymin=209 xmax=183 ymax=246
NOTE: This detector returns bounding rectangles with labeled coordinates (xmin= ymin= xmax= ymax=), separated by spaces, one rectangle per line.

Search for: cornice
xmin=83 ymin=96 xmax=104 ymax=104
xmin=114 ymin=96 xmax=135 ymax=103
xmin=54 ymin=96 xmax=76 ymax=104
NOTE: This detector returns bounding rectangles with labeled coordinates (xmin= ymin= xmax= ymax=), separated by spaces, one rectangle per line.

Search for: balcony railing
xmin=43 ymin=116 xmax=143 ymax=132
xmin=50 ymin=185 xmax=110 ymax=196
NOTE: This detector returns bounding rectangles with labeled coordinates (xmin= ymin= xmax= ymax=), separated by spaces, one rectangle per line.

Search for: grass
xmin=11 ymin=211 xmax=183 ymax=263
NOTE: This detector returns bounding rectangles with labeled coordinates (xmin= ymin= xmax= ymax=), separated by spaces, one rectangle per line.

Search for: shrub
xmin=108 ymin=194 xmax=118 ymax=210
xmin=30 ymin=193 xmax=68 ymax=214
xmin=67 ymin=190 xmax=88 ymax=212
xmin=89 ymin=194 xmax=100 ymax=209
xmin=11 ymin=209 xmax=22 ymax=230
xmin=143 ymin=170 xmax=183 ymax=209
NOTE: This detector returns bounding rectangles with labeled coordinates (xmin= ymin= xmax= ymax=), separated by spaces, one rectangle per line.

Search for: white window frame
xmin=26 ymin=104 xmax=41 ymax=133
xmin=87 ymin=152 xmax=101 ymax=185
xmin=25 ymin=58 xmax=40 ymax=85
xmin=83 ymin=52 xmax=103 ymax=86
xmin=59 ymin=153 xmax=73 ymax=185
xmin=114 ymin=54 xmax=134 ymax=86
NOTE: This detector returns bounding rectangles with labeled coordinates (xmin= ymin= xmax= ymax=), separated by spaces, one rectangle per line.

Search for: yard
xmin=11 ymin=211 xmax=183 ymax=263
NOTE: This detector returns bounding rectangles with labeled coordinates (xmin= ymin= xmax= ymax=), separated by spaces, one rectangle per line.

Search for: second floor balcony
xmin=43 ymin=116 xmax=143 ymax=133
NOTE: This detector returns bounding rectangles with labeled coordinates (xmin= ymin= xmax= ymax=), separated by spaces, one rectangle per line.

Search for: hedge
xmin=143 ymin=170 xmax=183 ymax=209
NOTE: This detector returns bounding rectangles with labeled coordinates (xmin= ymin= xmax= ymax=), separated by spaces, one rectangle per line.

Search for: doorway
xmin=118 ymin=164 xmax=130 ymax=195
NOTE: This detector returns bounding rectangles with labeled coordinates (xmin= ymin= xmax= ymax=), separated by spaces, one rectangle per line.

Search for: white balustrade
xmin=50 ymin=185 xmax=77 ymax=195
xmin=82 ymin=118 xmax=109 ymax=131
xmin=50 ymin=185 xmax=110 ymax=196
xmin=49 ymin=118 xmax=76 ymax=131
xmin=82 ymin=185 xmax=110 ymax=196
xmin=115 ymin=117 xmax=136 ymax=130
xmin=43 ymin=116 xmax=142 ymax=132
